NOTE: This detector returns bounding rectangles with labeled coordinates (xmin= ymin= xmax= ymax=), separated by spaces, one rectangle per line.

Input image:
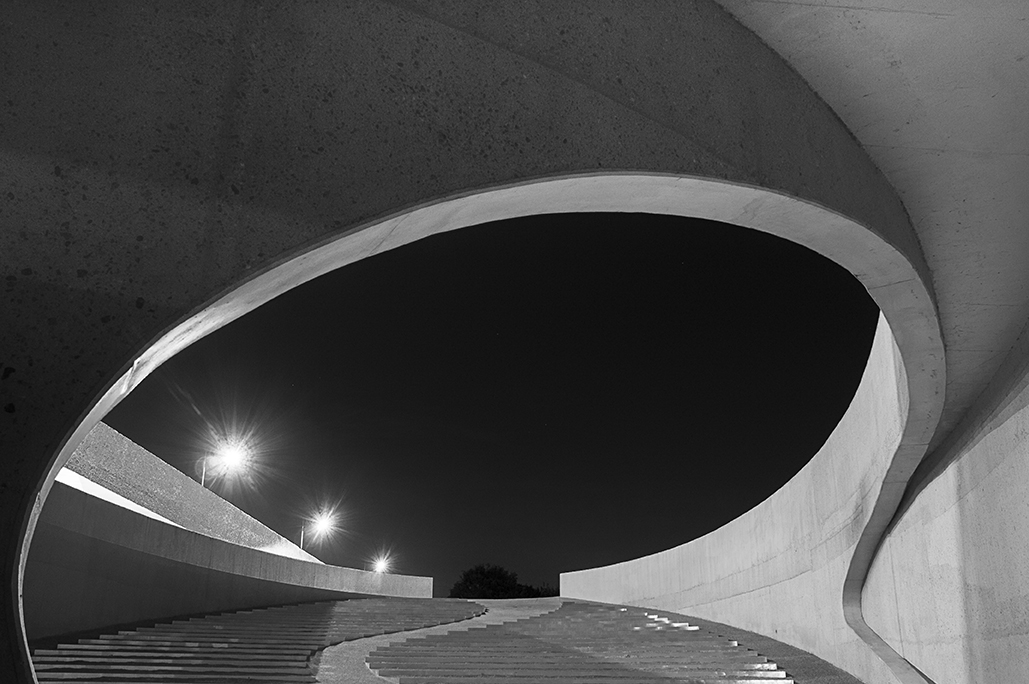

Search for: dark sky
xmin=104 ymin=213 xmax=879 ymax=596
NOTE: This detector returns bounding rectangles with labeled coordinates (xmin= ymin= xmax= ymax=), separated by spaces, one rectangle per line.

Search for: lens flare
xmin=200 ymin=437 xmax=255 ymax=489
xmin=215 ymin=441 xmax=250 ymax=471
xmin=311 ymin=511 xmax=335 ymax=538
xmin=372 ymin=553 xmax=391 ymax=574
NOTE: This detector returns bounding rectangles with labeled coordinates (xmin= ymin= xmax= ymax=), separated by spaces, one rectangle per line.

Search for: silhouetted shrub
xmin=448 ymin=564 xmax=559 ymax=599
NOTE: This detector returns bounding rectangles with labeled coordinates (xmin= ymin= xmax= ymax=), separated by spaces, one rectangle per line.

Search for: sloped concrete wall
xmin=64 ymin=422 xmax=317 ymax=562
xmin=24 ymin=482 xmax=430 ymax=640
xmin=562 ymin=315 xmax=910 ymax=684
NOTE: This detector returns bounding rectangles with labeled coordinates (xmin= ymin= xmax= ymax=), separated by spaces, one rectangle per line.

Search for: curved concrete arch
xmin=0 ymin=3 xmax=944 ymax=682
xmin=24 ymin=174 xmax=941 ymax=684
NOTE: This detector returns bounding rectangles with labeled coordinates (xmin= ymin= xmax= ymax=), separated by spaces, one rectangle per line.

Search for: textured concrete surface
xmin=23 ymin=483 xmax=431 ymax=640
xmin=65 ymin=422 xmax=317 ymax=562
xmin=0 ymin=1 xmax=1025 ymax=683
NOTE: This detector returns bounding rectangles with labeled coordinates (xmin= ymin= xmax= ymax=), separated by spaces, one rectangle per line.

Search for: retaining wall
xmin=24 ymin=482 xmax=430 ymax=640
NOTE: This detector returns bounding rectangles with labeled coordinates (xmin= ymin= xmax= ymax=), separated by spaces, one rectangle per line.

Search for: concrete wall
xmin=0 ymin=3 xmax=944 ymax=683
xmin=863 ymin=340 xmax=1029 ymax=684
xmin=23 ymin=481 xmax=430 ymax=640
xmin=64 ymin=422 xmax=318 ymax=562
xmin=563 ymin=315 xmax=911 ymax=684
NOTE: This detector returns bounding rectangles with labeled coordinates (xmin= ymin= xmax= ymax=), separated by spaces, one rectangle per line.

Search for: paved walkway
xmin=360 ymin=601 xmax=793 ymax=683
xmin=313 ymin=598 xmax=561 ymax=683
xmin=31 ymin=597 xmax=865 ymax=684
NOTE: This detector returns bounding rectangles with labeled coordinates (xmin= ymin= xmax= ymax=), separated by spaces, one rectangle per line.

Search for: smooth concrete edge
xmin=842 ymin=319 xmax=938 ymax=684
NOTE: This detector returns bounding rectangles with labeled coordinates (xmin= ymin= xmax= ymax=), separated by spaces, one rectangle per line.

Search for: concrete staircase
xmin=368 ymin=600 xmax=794 ymax=683
xmin=31 ymin=597 xmax=484 ymax=682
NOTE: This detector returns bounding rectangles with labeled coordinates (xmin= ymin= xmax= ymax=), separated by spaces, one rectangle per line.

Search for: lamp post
xmin=301 ymin=510 xmax=336 ymax=550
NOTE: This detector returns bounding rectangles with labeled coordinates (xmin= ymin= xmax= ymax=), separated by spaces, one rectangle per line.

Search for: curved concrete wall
xmin=65 ymin=422 xmax=319 ymax=562
xmin=24 ymin=480 xmax=430 ymax=640
xmin=562 ymin=314 xmax=911 ymax=683
xmin=863 ymin=338 xmax=1029 ymax=683
xmin=0 ymin=3 xmax=945 ymax=683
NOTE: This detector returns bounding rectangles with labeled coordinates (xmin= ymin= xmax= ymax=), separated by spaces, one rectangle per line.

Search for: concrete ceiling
xmin=716 ymin=0 xmax=1029 ymax=446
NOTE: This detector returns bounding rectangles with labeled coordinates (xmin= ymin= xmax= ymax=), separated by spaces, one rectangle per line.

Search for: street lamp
xmin=300 ymin=510 xmax=336 ymax=550
xmin=372 ymin=552 xmax=391 ymax=574
xmin=201 ymin=440 xmax=251 ymax=488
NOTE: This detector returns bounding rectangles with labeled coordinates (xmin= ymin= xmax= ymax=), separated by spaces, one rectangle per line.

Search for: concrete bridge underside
xmin=1 ymin=2 xmax=1026 ymax=683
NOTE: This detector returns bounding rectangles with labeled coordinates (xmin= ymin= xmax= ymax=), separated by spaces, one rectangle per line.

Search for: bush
xmin=448 ymin=564 xmax=559 ymax=599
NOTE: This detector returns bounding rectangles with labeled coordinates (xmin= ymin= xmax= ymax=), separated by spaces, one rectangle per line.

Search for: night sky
xmin=103 ymin=213 xmax=879 ymax=596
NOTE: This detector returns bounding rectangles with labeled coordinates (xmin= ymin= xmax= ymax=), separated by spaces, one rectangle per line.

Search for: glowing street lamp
xmin=201 ymin=440 xmax=252 ymax=488
xmin=300 ymin=510 xmax=336 ymax=550
xmin=372 ymin=553 xmax=392 ymax=574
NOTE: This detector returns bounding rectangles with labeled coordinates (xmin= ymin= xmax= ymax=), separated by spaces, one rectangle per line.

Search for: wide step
xmin=32 ymin=598 xmax=483 ymax=683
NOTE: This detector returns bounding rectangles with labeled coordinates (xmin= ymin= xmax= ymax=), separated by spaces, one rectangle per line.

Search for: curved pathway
xmin=313 ymin=598 xmax=562 ymax=683
xmin=30 ymin=597 xmax=867 ymax=684
xmin=320 ymin=599 xmax=864 ymax=684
